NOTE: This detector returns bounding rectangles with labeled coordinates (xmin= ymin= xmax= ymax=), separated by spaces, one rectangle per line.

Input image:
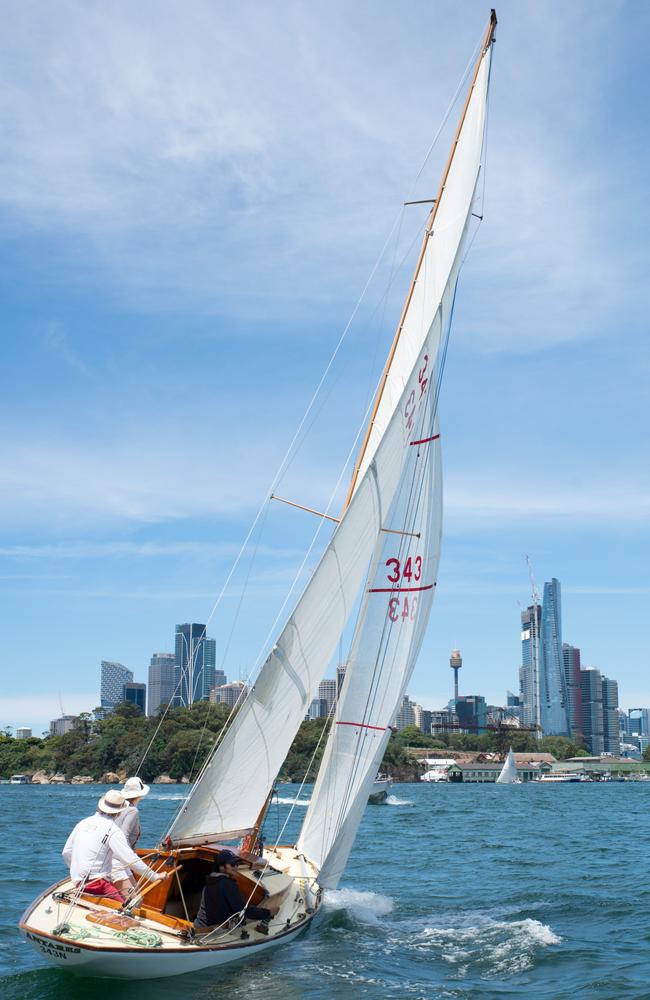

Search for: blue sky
xmin=1 ymin=1 xmax=648 ymax=734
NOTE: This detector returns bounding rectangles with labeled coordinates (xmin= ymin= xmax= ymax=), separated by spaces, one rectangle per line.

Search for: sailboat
xmin=20 ymin=10 xmax=497 ymax=979
xmin=496 ymin=747 xmax=522 ymax=784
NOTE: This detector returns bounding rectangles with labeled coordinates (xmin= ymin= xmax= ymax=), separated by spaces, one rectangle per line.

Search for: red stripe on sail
xmin=368 ymin=584 xmax=435 ymax=593
xmin=336 ymin=721 xmax=387 ymax=732
xmin=410 ymin=434 xmax=440 ymax=446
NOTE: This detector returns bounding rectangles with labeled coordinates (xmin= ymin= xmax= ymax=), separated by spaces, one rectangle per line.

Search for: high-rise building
xmin=15 ymin=727 xmax=32 ymax=739
xmin=307 ymin=698 xmax=329 ymax=720
xmin=562 ymin=643 xmax=584 ymax=739
xmin=147 ymin=653 xmax=176 ymax=717
xmin=414 ymin=705 xmax=433 ymax=734
xmin=100 ymin=661 xmax=133 ymax=711
xmin=580 ymin=667 xmax=604 ymax=755
xmin=601 ymin=677 xmax=620 ymax=754
xmin=209 ymin=681 xmax=248 ymax=709
xmin=520 ymin=605 xmax=541 ymax=728
xmin=123 ymin=682 xmax=146 ymax=714
xmin=173 ymin=624 xmax=217 ymax=707
xmin=336 ymin=663 xmax=347 ymax=695
xmin=318 ymin=679 xmax=337 ymax=716
xmin=431 ymin=709 xmax=459 ymax=735
xmin=628 ymin=708 xmax=650 ymax=736
xmin=540 ymin=579 xmax=570 ymax=735
xmin=506 ymin=691 xmax=523 ymax=723
xmin=456 ymin=695 xmax=487 ymax=734
xmin=395 ymin=695 xmax=416 ymax=730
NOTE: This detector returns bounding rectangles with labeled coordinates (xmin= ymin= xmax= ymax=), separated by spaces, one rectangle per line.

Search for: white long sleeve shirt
xmin=62 ymin=812 xmax=156 ymax=882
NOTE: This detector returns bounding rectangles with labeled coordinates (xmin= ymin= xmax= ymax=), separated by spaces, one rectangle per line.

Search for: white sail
xmin=168 ymin=322 xmax=449 ymax=845
xmin=496 ymin=747 xmax=519 ymax=784
xmin=297 ymin=34 xmax=494 ymax=887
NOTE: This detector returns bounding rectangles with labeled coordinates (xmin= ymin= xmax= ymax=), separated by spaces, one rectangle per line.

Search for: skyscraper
xmin=100 ymin=660 xmax=133 ymax=711
xmin=540 ymin=578 xmax=570 ymax=735
xmin=456 ymin=695 xmax=487 ymax=734
xmin=414 ymin=705 xmax=433 ymax=734
xmin=173 ymin=624 xmax=217 ymax=707
xmin=318 ymin=679 xmax=337 ymax=716
xmin=123 ymin=682 xmax=146 ymax=714
xmin=395 ymin=695 xmax=416 ymax=730
xmin=520 ymin=605 xmax=541 ymax=728
xmin=562 ymin=643 xmax=584 ymax=739
xmin=147 ymin=652 xmax=176 ymax=716
xmin=580 ymin=667 xmax=604 ymax=755
xmin=601 ymin=677 xmax=620 ymax=754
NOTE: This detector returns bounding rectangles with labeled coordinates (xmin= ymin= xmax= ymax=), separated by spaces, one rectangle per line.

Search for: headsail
xmin=297 ymin=14 xmax=496 ymax=887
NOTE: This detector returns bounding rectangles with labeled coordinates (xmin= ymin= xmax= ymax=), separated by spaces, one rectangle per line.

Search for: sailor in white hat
xmin=62 ymin=789 xmax=166 ymax=903
xmin=112 ymin=776 xmax=151 ymax=896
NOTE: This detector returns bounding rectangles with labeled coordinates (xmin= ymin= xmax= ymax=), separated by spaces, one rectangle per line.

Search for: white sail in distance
xmin=496 ymin=747 xmax=519 ymax=784
xmin=297 ymin=24 xmax=495 ymax=887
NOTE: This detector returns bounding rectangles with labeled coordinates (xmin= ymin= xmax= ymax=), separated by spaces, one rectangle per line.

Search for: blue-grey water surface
xmin=2 ymin=782 xmax=649 ymax=999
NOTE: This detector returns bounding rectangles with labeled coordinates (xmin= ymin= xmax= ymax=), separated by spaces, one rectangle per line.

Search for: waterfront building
xmin=414 ymin=705 xmax=433 ymax=734
xmin=123 ymin=682 xmax=146 ymax=714
xmin=100 ymin=660 xmax=133 ymax=711
xmin=209 ymin=680 xmax=248 ymax=709
xmin=601 ymin=677 xmax=620 ymax=754
xmin=520 ymin=605 xmax=541 ymax=728
xmin=580 ymin=667 xmax=605 ymax=755
xmin=318 ymin=679 xmax=337 ymax=716
xmin=147 ymin=652 xmax=176 ymax=717
xmin=562 ymin=643 xmax=584 ymax=739
xmin=395 ymin=695 xmax=416 ymax=730
xmin=15 ymin=727 xmax=32 ymax=739
xmin=540 ymin=579 xmax=570 ymax=735
xmin=49 ymin=715 xmax=78 ymax=737
xmin=173 ymin=624 xmax=217 ymax=707
xmin=456 ymin=695 xmax=487 ymax=734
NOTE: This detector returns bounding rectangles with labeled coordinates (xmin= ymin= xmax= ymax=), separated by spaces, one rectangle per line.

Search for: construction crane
xmin=432 ymin=718 xmax=542 ymax=758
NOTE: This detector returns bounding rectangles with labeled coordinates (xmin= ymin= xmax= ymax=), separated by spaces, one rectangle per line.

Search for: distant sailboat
xmin=496 ymin=747 xmax=521 ymax=784
xmin=20 ymin=9 xmax=498 ymax=979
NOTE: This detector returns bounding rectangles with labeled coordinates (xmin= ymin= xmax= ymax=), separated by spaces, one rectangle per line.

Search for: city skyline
xmin=1 ymin=2 xmax=648 ymax=733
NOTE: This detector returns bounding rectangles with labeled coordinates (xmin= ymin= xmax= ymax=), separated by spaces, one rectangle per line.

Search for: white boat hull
xmin=368 ymin=777 xmax=392 ymax=803
xmin=20 ymin=846 xmax=321 ymax=980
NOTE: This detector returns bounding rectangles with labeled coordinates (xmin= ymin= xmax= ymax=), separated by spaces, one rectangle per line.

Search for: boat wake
xmin=385 ymin=794 xmax=414 ymax=806
xmin=324 ymin=888 xmax=394 ymax=925
xmin=413 ymin=913 xmax=561 ymax=977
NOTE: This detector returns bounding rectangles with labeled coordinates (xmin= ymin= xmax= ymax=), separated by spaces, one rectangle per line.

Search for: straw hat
xmin=121 ymin=776 xmax=151 ymax=800
xmin=98 ymin=789 xmax=127 ymax=814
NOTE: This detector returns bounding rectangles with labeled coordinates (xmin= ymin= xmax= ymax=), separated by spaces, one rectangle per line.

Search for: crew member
xmin=62 ymin=789 xmax=167 ymax=903
xmin=194 ymin=850 xmax=279 ymax=930
xmin=112 ymin=775 xmax=150 ymax=896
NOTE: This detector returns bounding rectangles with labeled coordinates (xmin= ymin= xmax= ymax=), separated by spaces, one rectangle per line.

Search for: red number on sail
xmin=414 ymin=556 xmax=422 ymax=581
xmin=386 ymin=558 xmax=400 ymax=583
xmin=388 ymin=597 xmax=400 ymax=622
xmin=404 ymin=390 xmax=416 ymax=431
xmin=403 ymin=557 xmax=412 ymax=581
xmin=418 ymin=354 xmax=429 ymax=398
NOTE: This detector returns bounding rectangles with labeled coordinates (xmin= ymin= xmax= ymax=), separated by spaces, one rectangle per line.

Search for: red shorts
xmin=81 ymin=878 xmax=125 ymax=902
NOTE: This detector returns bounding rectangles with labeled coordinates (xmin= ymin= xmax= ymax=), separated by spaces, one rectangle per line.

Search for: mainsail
xmin=297 ymin=17 xmax=495 ymax=887
xmin=496 ymin=747 xmax=519 ymax=784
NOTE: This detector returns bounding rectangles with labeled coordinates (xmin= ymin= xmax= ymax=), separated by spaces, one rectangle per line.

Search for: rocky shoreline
xmin=24 ymin=770 xmax=191 ymax=785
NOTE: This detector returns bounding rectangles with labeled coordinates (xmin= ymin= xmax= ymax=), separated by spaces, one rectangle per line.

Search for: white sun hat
xmin=121 ymin=776 xmax=151 ymax=800
xmin=98 ymin=789 xmax=127 ymax=814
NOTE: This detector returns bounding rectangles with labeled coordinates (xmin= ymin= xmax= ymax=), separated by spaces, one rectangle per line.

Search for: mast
xmin=343 ymin=9 xmax=497 ymax=512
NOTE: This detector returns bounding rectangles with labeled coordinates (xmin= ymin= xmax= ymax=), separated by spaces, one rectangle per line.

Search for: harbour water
xmin=2 ymin=781 xmax=649 ymax=999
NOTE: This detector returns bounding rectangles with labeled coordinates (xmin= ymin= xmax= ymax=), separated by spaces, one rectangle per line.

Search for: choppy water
xmin=2 ymin=782 xmax=649 ymax=999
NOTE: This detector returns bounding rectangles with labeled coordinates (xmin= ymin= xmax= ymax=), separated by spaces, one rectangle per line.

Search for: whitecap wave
xmin=385 ymin=794 xmax=414 ymax=806
xmin=149 ymin=794 xmax=188 ymax=801
xmin=416 ymin=914 xmax=561 ymax=976
xmin=324 ymin=888 xmax=394 ymax=925
xmin=275 ymin=796 xmax=310 ymax=806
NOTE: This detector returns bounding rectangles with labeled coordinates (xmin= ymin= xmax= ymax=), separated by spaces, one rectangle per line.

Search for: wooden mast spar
xmin=342 ymin=9 xmax=497 ymax=513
